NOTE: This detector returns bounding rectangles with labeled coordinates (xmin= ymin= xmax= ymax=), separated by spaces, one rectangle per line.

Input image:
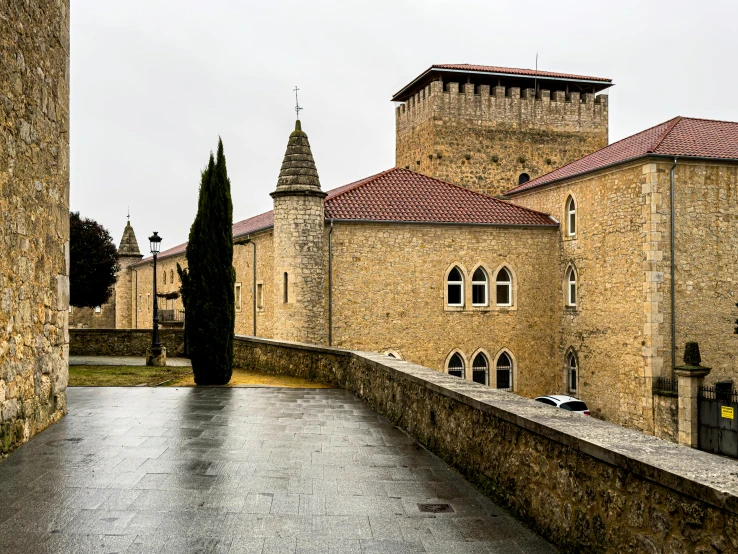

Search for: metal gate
xmin=698 ymin=385 xmax=738 ymax=458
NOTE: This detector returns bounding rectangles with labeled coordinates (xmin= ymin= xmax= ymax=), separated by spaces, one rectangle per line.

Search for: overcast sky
xmin=70 ymin=0 xmax=738 ymax=252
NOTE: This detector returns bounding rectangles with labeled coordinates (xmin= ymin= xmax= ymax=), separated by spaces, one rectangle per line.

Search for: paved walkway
xmin=69 ymin=356 xmax=192 ymax=367
xmin=0 ymin=388 xmax=555 ymax=553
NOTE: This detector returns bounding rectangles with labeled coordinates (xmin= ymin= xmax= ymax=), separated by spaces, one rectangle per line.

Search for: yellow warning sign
xmin=721 ymin=406 xmax=735 ymax=420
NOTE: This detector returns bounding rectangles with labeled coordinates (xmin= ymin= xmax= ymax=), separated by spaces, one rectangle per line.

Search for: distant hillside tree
xmin=184 ymin=139 xmax=235 ymax=385
xmin=69 ymin=211 xmax=120 ymax=308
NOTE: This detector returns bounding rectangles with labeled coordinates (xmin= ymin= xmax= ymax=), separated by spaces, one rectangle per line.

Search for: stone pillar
xmin=675 ymin=342 xmax=711 ymax=447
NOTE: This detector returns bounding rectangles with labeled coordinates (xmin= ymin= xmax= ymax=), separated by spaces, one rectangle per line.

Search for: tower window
xmin=566 ymin=266 xmax=577 ymax=307
xmin=567 ymin=351 xmax=578 ymax=393
xmin=496 ymin=352 xmax=513 ymax=390
xmin=447 ymin=352 xmax=464 ymax=378
xmin=518 ymin=173 xmax=530 ymax=185
xmin=471 ymin=267 xmax=488 ymax=306
xmin=495 ymin=267 xmax=512 ymax=306
xmin=257 ymin=283 xmax=264 ymax=310
xmin=163 ymin=271 xmax=166 ymax=285
xmin=283 ymin=272 xmax=288 ymax=303
xmin=447 ymin=267 xmax=464 ymax=307
xmin=235 ymin=283 xmax=242 ymax=312
xmin=472 ymin=353 xmax=489 ymax=385
xmin=566 ymin=195 xmax=576 ymax=236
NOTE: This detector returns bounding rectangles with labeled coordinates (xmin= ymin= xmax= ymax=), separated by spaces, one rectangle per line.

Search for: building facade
xmin=102 ymin=65 xmax=738 ymax=437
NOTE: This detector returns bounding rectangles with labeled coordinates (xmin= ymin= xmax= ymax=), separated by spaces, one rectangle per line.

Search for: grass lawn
xmin=68 ymin=365 xmax=330 ymax=388
xmin=69 ymin=365 xmax=193 ymax=387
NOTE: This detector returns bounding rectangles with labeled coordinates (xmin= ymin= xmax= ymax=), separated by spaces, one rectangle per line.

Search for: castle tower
xmin=270 ymin=120 xmax=328 ymax=345
xmin=115 ymin=220 xmax=143 ymax=328
xmin=393 ymin=64 xmax=613 ymax=196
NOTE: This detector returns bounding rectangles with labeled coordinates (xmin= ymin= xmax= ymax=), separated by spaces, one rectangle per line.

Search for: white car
xmin=534 ymin=395 xmax=591 ymax=416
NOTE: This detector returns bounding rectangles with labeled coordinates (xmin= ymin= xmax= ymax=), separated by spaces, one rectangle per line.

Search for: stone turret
xmin=115 ymin=220 xmax=143 ymax=328
xmin=270 ymin=121 xmax=328 ymax=345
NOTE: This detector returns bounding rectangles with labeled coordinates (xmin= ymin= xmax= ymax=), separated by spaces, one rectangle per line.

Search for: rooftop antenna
xmin=294 ymin=86 xmax=303 ymax=120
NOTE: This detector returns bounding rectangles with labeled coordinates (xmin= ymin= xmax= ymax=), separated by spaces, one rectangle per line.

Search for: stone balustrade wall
xmin=69 ymin=329 xmax=185 ymax=357
xmin=232 ymin=334 xmax=738 ymax=553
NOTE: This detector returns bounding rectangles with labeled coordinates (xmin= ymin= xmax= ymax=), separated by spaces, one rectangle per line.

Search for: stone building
xmin=394 ymin=64 xmax=611 ymax=196
xmin=0 ymin=0 xmax=70 ymax=457
xmin=109 ymin=64 xmax=738 ymax=437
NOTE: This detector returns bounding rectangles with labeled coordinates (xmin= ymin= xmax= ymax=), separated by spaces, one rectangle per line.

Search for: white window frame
xmin=446 ymin=267 xmax=464 ymax=308
xmin=94 ymin=306 xmax=101 ymax=314
xmin=235 ymin=282 xmax=242 ymax=312
xmin=256 ymin=282 xmax=264 ymax=311
xmin=567 ymin=351 xmax=578 ymax=393
xmin=471 ymin=267 xmax=488 ymax=307
xmin=495 ymin=351 xmax=514 ymax=391
xmin=446 ymin=351 xmax=465 ymax=378
xmin=495 ymin=267 xmax=513 ymax=307
xmin=471 ymin=352 xmax=489 ymax=386
xmin=566 ymin=195 xmax=576 ymax=237
xmin=566 ymin=266 xmax=577 ymax=307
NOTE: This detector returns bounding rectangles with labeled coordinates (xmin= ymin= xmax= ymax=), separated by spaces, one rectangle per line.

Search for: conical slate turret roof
xmin=272 ymin=120 xmax=326 ymax=196
xmin=118 ymin=221 xmax=142 ymax=258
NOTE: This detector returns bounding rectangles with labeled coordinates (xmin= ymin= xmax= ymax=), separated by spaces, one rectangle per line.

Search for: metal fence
xmin=699 ymin=385 xmax=738 ymax=403
xmin=158 ymin=309 xmax=185 ymax=323
xmin=653 ymin=376 xmax=678 ymax=396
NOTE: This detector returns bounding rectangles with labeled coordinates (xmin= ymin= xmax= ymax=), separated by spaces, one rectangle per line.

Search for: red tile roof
xmin=506 ymin=117 xmax=738 ymax=195
xmin=431 ymin=64 xmax=612 ymax=84
xmin=143 ymin=168 xmax=555 ymax=264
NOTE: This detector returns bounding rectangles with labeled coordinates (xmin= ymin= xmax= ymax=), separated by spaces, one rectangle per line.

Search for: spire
xmin=118 ymin=220 xmax=142 ymax=258
xmin=272 ymin=121 xmax=326 ymax=197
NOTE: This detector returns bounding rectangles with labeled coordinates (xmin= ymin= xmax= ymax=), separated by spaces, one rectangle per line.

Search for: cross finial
xmin=127 ymin=206 xmax=130 ymax=223
xmin=294 ymin=86 xmax=303 ymax=120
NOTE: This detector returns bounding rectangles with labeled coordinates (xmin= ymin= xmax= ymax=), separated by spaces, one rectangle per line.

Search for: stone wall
xmin=69 ymin=328 xmax=185 ymax=357
xmin=508 ymin=161 xmax=659 ymax=432
xmin=653 ymin=393 xmax=679 ymax=442
xmin=396 ymin=80 xmax=608 ymax=195
xmin=231 ymin=335 xmax=738 ymax=553
xmin=330 ymin=221 xmax=561 ymax=398
xmin=69 ymin=302 xmax=115 ymax=329
xmin=131 ymin=256 xmax=184 ymax=329
xmin=672 ymin=162 xmax=738 ymax=386
xmin=233 ymin=230 xmax=274 ymax=338
xmin=0 ymin=0 xmax=70 ymax=457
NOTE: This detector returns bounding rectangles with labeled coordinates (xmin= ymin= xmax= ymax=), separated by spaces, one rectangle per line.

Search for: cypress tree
xmin=184 ymin=139 xmax=235 ymax=385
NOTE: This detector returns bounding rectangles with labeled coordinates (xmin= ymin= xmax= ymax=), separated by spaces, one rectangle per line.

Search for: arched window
xmin=567 ymin=351 xmax=578 ymax=393
xmin=170 ymin=269 xmax=174 ymax=284
xmin=471 ymin=267 xmax=488 ymax=306
xmin=447 ymin=353 xmax=464 ymax=378
xmin=496 ymin=352 xmax=513 ymax=390
xmin=566 ymin=195 xmax=576 ymax=236
xmin=163 ymin=271 xmax=167 ymax=285
xmin=472 ymin=353 xmax=489 ymax=385
xmin=496 ymin=267 xmax=512 ymax=306
xmin=447 ymin=267 xmax=464 ymax=307
xmin=566 ymin=266 xmax=577 ymax=307
xmin=518 ymin=173 xmax=530 ymax=185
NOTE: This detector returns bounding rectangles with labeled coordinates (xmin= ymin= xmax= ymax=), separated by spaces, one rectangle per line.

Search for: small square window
xmin=94 ymin=306 xmax=101 ymax=314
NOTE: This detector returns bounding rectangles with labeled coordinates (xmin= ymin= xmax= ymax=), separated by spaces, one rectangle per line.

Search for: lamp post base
xmin=146 ymin=345 xmax=167 ymax=367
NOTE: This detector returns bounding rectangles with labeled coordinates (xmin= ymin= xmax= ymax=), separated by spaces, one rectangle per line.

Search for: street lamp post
xmin=145 ymin=232 xmax=166 ymax=366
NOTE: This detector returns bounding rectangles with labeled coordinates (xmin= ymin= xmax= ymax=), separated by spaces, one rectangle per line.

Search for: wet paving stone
xmin=0 ymin=387 xmax=557 ymax=553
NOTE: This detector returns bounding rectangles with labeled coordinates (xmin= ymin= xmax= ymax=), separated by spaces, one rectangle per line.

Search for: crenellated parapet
xmin=394 ymin=64 xmax=612 ymax=196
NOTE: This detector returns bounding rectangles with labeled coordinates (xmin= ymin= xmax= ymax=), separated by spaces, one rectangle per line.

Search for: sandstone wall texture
xmin=272 ymin=194 xmax=327 ymax=345
xmin=231 ymin=335 xmax=738 ymax=554
xmin=509 ymin=162 xmax=659 ymax=432
xmin=653 ymin=393 xmax=678 ymax=443
xmin=69 ymin=328 xmax=185 ymax=357
xmin=0 ymin=0 xmax=70 ymax=457
xmin=672 ymin=162 xmax=738 ymax=386
xmin=510 ymin=159 xmax=738 ymax=432
xmin=69 ymin=302 xmax=115 ymax=329
xmin=396 ymin=80 xmax=608 ymax=196
xmin=233 ymin=231 xmax=274 ymax=338
xmin=329 ymin=222 xmax=560 ymax=398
